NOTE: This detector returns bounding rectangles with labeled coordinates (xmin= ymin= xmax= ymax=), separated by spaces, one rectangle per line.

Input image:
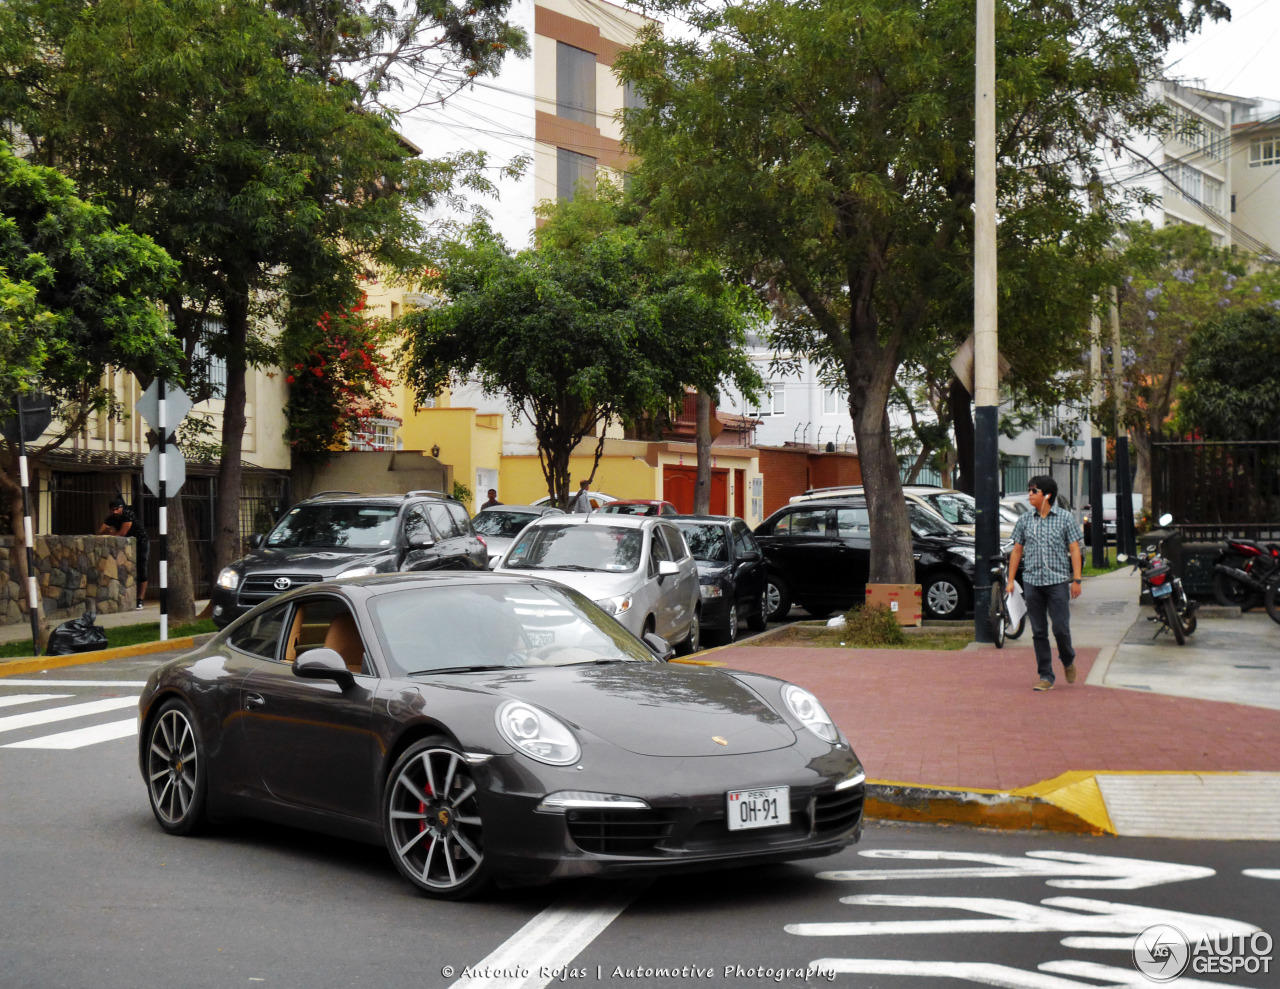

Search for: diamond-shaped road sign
xmin=135 ymin=379 xmax=193 ymax=433
xmin=143 ymin=445 xmax=186 ymax=497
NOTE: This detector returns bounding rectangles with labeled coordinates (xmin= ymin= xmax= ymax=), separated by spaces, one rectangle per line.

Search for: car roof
xmin=298 ymin=490 xmax=459 ymax=506
xmin=525 ymin=512 xmax=658 ymax=530
xmin=607 ymin=499 xmax=671 ymax=505
xmin=674 ymin=515 xmax=738 ymax=524
xmin=477 ymin=504 xmax=555 ymax=513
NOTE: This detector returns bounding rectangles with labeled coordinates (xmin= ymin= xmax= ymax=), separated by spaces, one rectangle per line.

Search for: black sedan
xmin=139 ymin=573 xmax=866 ymax=899
xmin=674 ymin=516 xmax=770 ymax=644
xmin=754 ymin=497 xmax=977 ymax=621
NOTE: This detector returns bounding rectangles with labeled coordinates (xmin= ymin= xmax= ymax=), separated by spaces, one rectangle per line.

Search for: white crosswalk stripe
xmin=0 ymin=695 xmax=140 ymax=752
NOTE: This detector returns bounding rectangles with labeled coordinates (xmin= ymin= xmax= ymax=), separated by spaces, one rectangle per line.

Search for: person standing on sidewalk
xmin=1006 ymin=475 xmax=1083 ymax=691
xmin=99 ymin=497 xmax=149 ymax=610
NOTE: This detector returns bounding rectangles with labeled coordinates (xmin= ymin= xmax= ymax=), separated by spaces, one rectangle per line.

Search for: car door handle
xmin=245 ymin=693 xmax=265 ymax=710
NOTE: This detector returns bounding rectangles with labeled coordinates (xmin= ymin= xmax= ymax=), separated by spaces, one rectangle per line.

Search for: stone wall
xmin=0 ymin=535 xmax=136 ymax=626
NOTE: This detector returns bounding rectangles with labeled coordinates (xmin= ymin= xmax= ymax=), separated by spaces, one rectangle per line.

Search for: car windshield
xmin=599 ymin=503 xmax=659 ymax=516
xmin=472 ymin=510 xmax=540 ymax=538
xmin=919 ymin=491 xmax=978 ymax=526
xmin=907 ymin=503 xmax=960 ymax=537
xmin=369 ymin=582 xmax=657 ymax=675
xmin=266 ymin=504 xmax=399 ymax=550
xmin=676 ymin=523 xmax=729 ymax=562
xmin=504 ymin=523 xmax=643 ymax=573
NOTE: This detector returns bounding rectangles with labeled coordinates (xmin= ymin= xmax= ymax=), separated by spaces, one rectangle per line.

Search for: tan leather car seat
xmin=323 ymin=613 xmax=366 ymax=674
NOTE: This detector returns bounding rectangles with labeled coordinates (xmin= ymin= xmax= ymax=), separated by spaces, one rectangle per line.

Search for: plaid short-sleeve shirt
xmin=1010 ymin=504 xmax=1082 ymax=587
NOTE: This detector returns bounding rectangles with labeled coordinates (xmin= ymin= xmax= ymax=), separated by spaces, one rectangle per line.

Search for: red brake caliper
xmin=419 ymin=778 xmax=433 ymax=834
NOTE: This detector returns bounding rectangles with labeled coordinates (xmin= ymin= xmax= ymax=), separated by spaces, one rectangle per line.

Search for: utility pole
xmin=1089 ymin=310 xmax=1106 ymax=566
xmin=1111 ymin=287 xmax=1135 ymax=557
xmin=972 ymin=0 xmax=999 ymax=642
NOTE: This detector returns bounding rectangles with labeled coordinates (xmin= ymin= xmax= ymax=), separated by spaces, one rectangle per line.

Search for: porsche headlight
xmin=496 ymin=701 xmax=581 ymax=766
xmin=782 ymin=684 xmax=839 ymax=743
xmin=216 ymin=567 xmax=240 ymax=590
xmin=594 ymin=595 xmax=633 ymax=617
xmin=337 ymin=565 xmax=378 ymax=579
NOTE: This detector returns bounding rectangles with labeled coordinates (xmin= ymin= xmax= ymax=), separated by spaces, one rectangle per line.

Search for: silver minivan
xmin=493 ymin=514 xmax=702 ymax=653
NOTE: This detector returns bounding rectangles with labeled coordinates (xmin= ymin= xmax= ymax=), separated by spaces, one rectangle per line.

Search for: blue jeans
xmin=1025 ymin=581 xmax=1075 ymax=683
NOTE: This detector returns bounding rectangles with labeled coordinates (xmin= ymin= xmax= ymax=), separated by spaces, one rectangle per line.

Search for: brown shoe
xmin=1033 ymin=679 xmax=1054 ymax=691
xmin=1064 ymin=664 xmax=1077 ymax=684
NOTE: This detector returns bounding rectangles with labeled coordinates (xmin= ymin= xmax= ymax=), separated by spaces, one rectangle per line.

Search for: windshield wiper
xmin=407 ymin=665 xmax=516 ymax=676
xmin=548 ymin=564 xmax=603 ymax=572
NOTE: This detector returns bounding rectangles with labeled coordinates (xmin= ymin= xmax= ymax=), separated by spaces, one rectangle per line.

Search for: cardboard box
xmin=864 ymin=583 xmax=923 ymax=626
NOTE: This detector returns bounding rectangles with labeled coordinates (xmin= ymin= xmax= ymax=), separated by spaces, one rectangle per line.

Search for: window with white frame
xmin=1250 ymin=137 xmax=1279 ymax=167
xmin=749 ymin=383 xmax=786 ymax=417
xmin=1168 ymin=105 xmax=1226 ymax=160
xmin=193 ymin=318 xmax=227 ymax=398
xmin=823 ymin=386 xmax=844 ymax=415
xmin=349 ymin=417 xmax=401 ymax=452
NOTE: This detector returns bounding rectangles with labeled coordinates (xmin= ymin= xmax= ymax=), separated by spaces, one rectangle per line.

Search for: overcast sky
xmin=1164 ymin=0 xmax=1280 ymax=99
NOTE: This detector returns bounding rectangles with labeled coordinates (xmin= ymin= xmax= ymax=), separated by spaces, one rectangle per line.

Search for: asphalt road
xmin=1 ymin=657 xmax=1276 ymax=989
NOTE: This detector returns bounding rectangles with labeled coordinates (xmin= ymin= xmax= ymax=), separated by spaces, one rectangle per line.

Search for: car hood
xmin=237 ymin=547 xmax=392 ymax=575
xmin=478 ymin=662 xmax=797 ymax=756
xmin=695 ymin=561 xmax=730 ymax=579
xmin=504 ymin=567 xmax=642 ymax=602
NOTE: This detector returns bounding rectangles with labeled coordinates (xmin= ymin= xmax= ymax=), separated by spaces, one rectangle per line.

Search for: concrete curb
xmin=0 ymin=633 xmax=216 ymax=677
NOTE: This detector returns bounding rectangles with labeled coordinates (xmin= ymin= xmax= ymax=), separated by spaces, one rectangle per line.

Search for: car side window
xmin=835 ymin=507 xmax=871 ymax=535
xmin=774 ymin=508 xmax=826 ymax=536
xmin=649 ymin=525 xmax=672 ymax=577
xmin=284 ymin=597 xmax=372 ymax=676
xmin=659 ymin=523 xmax=688 ymax=560
xmin=733 ymin=523 xmax=761 ymax=559
xmin=227 ymin=604 xmax=290 ymax=660
xmin=446 ymin=502 xmax=473 ymax=534
xmin=425 ymin=503 xmax=457 ymax=538
xmin=403 ymin=506 xmax=431 ymax=542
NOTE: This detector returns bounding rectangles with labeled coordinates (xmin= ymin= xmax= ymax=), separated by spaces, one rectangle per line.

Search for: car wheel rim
xmin=388 ymin=747 xmax=483 ymax=890
xmin=147 ymin=708 xmax=199 ymax=827
xmin=766 ymin=583 xmax=781 ymax=616
xmin=688 ymin=615 xmax=700 ymax=652
xmin=727 ymin=606 xmax=738 ymax=641
xmin=928 ymin=581 xmax=959 ymax=617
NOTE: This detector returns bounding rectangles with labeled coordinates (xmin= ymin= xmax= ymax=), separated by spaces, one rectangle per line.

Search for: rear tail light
xmin=1149 ymin=573 xmax=1168 ymax=586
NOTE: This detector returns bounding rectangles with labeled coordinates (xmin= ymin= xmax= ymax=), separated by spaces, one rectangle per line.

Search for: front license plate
xmin=1151 ymin=583 xmax=1172 ymax=597
xmin=726 ymin=786 xmax=790 ymax=831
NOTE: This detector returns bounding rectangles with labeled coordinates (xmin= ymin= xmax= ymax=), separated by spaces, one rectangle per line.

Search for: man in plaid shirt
xmin=1006 ymin=475 xmax=1083 ymax=691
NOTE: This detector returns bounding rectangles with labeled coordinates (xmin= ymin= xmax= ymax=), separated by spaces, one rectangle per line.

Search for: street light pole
xmin=973 ymin=0 xmax=1000 ymax=642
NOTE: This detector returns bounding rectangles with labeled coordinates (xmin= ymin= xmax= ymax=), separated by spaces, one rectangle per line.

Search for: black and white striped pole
xmin=15 ymin=400 xmax=41 ymax=655
xmin=158 ymin=376 xmax=168 ymax=641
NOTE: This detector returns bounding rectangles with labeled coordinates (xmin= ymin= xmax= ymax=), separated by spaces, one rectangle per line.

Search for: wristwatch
xmin=1072 ymin=579 xmax=1082 ymax=584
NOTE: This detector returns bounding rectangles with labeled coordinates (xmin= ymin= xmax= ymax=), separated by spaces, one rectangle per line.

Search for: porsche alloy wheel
xmin=146 ymin=700 xmax=207 ymax=835
xmin=385 ymin=739 xmax=488 ymax=899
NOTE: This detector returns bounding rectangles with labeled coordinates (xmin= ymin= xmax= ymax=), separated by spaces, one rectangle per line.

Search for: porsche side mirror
xmin=293 ymin=649 xmax=355 ymax=688
xmin=643 ymin=631 xmax=674 ymax=661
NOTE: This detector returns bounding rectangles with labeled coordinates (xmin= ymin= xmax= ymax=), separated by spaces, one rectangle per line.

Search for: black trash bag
xmin=46 ymin=610 xmax=109 ymax=656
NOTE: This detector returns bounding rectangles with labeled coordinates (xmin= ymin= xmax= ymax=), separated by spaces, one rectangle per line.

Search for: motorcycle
xmin=1119 ymin=513 xmax=1197 ymax=646
xmin=987 ymin=550 xmax=1026 ymax=648
xmin=1212 ymin=538 xmax=1280 ymax=611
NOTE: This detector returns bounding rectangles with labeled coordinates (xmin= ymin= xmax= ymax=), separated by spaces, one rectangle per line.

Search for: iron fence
xmin=1152 ymin=440 xmax=1280 ymax=535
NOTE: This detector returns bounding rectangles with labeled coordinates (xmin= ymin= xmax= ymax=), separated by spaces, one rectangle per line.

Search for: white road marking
xmin=450 ymin=883 xmax=647 ymax=989
xmin=826 ymin=849 xmax=1214 ymax=889
xmin=3 ymin=718 xmax=137 ymax=749
xmin=810 ymin=958 xmax=1249 ymax=988
xmin=0 ymin=696 xmax=139 ymax=733
xmin=786 ymin=895 xmax=1257 ymax=941
xmin=0 ymin=680 xmax=149 ymax=687
xmin=1242 ymin=868 xmax=1280 ymax=880
xmin=0 ymin=694 xmax=71 ymax=709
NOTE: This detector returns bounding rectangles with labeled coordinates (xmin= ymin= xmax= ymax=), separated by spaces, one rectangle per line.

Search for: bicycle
xmin=988 ymin=551 xmax=1026 ymax=648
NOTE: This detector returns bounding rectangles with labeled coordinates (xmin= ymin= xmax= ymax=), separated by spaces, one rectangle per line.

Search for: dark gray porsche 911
xmin=139 ymin=572 xmax=865 ymax=899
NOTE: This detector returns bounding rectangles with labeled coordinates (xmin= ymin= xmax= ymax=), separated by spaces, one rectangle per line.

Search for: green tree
xmin=402 ymin=194 xmax=762 ymax=506
xmin=2 ymin=0 xmax=525 ymax=583
xmin=617 ymin=0 xmax=1224 ymax=583
xmin=1178 ymin=307 xmax=1280 ymax=442
xmin=0 ymin=142 xmax=178 ymax=640
xmin=1109 ymin=222 xmax=1280 ymax=501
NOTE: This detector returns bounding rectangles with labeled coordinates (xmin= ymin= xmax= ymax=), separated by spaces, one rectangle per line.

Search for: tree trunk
xmin=849 ymin=393 xmax=914 ymax=585
xmin=212 ymin=284 xmax=249 ymax=575
xmin=694 ymin=390 xmax=712 ymax=515
xmin=1131 ymin=425 xmax=1153 ymax=510
xmin=949 ymin=376 xmax=975 ymax=495
xmin=165 ymin=495 xmax=196 ymax=625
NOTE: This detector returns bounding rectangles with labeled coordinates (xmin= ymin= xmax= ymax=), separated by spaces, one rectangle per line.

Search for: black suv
xmin=754 ymin=496 xmax=977 ymax=621
xmin=210 ymin=491 xmax=488 ymax=628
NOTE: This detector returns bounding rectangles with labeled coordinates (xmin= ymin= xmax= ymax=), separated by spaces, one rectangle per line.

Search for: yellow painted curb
xmin=0 ymin=636 xmax=199 ymax=677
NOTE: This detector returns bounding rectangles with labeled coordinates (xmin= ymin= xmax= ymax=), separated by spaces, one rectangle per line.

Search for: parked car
xmin=140 ymin=572 xmax=866 ymax=899
xmin=754 ymin=496 xmax=977 ymax=621
xmin=596 ymin=499 xmax=680 ymax=517
xmin=792 ymin=485 xmax=1014 ymax=538
xmin=1081 ymin=493 xmax=1143 ymax=545
xmin=472 ymin=504 xmax=566 ymax=568
xmin=210 ymin=490 xmax=487 ymax=628
xmin=493 ymin=513 xmax=702 ymax=652
xmin=674 ymin=516 xmax=770 ymax=644
xmin=531 ymin=490 xmax=617 ymax=512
